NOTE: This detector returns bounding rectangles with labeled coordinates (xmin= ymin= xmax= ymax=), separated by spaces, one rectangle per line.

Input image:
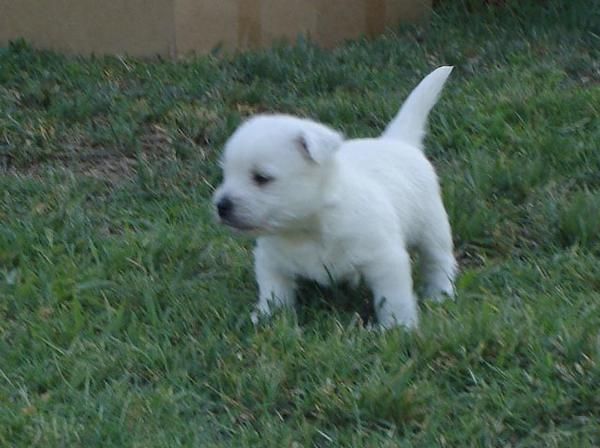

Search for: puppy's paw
xmin=377 ymin=310 xmax=418 ymax=331
xmin=250 ymin=306 xmax=272 ymax=326
xmin=423 ymin=286 xmax=455 ymax=303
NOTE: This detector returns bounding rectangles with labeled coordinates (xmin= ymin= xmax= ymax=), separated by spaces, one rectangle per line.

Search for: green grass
xmin=1 ymin=0 xmax=599 ymax=446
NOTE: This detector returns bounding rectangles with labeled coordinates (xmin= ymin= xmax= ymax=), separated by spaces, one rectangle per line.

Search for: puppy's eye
xmin=252 ymin=172 xmax=273 ymax=186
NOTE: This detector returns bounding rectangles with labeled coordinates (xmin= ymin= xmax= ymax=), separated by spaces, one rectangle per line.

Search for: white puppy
xmin=213 ymin=66 xmax=457 ymax=329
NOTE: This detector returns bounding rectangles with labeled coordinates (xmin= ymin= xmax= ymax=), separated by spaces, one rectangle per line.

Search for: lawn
xmin=1 ymin=0 xmax=599 ymax=446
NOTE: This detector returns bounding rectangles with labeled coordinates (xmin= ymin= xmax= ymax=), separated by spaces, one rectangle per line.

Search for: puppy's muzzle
xmin=215 ymin=195 xmax=258 ymax=231
xmin=217 ymin=196 xmax=233 ymax=220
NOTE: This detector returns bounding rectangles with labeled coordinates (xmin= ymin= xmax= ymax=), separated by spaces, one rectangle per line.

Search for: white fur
xmin=213 ymin=66 xmax=457 ymax=329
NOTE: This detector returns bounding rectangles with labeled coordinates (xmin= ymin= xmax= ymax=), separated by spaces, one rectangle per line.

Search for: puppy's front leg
xmin=363 ymin=247 xmax=419 ymax=329
xmin=252 ymin=244 xmax=296 ymax=324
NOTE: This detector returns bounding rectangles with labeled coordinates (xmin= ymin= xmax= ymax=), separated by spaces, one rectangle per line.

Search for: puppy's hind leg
xmin=252 ymin=243 xmax=296 ymax=324
xmin=363 ymin=247 xmax=419 ymax=329
xmin=418 ymin=208 xmax=457 ymax=302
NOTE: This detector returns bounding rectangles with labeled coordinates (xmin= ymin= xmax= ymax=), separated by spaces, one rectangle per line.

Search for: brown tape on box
xmin=367 ymin=0 xmax=388 ymax=37
xmin=238 ymin=0 xmax=262 ymax=48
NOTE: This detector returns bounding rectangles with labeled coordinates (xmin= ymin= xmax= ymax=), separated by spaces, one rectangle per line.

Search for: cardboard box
xmin=0 ymin=0 xmax=431 ymax=58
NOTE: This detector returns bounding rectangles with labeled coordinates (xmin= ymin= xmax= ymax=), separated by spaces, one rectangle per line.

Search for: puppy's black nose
xmin=217 ymin=197 xmax=233 ymax=219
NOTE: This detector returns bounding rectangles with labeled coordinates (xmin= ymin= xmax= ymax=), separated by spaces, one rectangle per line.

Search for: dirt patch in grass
xmin=1 ymin=124 xmax=175 ymax=184
xmin=79 ymin=123 xmax=175 ymax=183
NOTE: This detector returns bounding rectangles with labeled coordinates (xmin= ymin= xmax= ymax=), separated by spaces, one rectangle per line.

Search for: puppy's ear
xmin=296 ymin=126 xmax=343 ymax=164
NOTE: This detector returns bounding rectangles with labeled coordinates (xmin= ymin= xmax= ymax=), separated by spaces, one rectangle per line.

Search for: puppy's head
xmin=213 ymin=114 xmax=343 ymax=234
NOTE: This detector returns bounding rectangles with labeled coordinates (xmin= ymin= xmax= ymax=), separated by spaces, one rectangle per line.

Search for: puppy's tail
xmin=381 ymin=66 xmax=453 ymax=149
